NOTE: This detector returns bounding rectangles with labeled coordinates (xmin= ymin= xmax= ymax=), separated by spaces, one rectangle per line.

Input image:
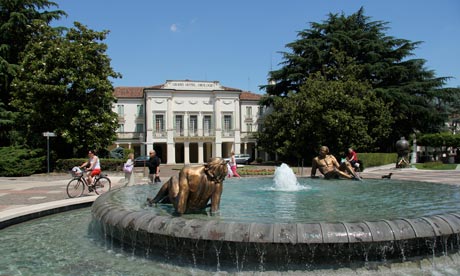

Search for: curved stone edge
xmin=92 ymin=190 xmax=460 ymax=244
xmin=0 ymin=196 xmax=98 ymax=230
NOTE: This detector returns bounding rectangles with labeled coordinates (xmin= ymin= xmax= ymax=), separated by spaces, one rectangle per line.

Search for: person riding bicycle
xmin=80 ymin=150 xmax=101 ymax=186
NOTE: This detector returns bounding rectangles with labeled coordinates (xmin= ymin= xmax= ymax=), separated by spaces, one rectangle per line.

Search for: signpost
xmin=42 ymin=132 xmax=57 ymax=174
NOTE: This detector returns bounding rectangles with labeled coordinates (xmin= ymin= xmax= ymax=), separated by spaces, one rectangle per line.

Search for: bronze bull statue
xmin=147 ymin=157 xmax=228 ymax=215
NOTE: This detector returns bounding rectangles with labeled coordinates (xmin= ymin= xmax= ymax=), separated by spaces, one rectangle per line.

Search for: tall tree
xmin=11 ymin=22 xmax=121 ymax=157
xmin=257 ymin=55 xmax=392 ymax=162
xmin=0 ymin=0 xmax=65 ymax=145
xmin=261 ymin=8 xmax=459 ymax=154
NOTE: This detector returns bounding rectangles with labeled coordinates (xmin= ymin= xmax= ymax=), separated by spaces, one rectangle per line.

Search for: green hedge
xmin=358 ymin=153 xmax=397 ymax=168
xmin=55 ymin=158 xmax=125 ymax=172
xmin=0 ymin=146 xmax=46 ymax=176
xmin=415 ymin=161 xmax=457 ymax=170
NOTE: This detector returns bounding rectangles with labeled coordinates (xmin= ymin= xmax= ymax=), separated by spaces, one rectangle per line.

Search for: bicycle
xmin=66 ymin=167 xmax=112 ymax=198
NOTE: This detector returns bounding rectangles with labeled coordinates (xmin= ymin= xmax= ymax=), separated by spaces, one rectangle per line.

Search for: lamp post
xmin=42 ymin=131 xmax=57 ymax=174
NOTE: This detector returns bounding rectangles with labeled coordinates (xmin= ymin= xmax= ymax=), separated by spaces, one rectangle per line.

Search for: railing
xmin=244 ymin=116 xmax=254 ymax=122
xmin=153 ymin=130 xmax=167 ymax=138
xmin=116 ymin=132 xmax=142 ymax=139
xmin=202 ymin=129 xmax=215 ymax=137
xmin=188 ymin=129 xmax=199 ymax=137
xmin=222 ymin=130 xmax=234 ymax=137
xmin=240 ymin=131 xmax=257 ymax=139
xmin=151 ymin=129 xmax=253 ymax=139
xmin=172 ymin=129 xmax=216 ymax=137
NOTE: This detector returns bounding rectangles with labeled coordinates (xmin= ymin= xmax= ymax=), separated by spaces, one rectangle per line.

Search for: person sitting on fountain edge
xmin=311 ymin=146 xmax=360 ymax=180
xmin=345 ymin=148 xmax=358 ymax=168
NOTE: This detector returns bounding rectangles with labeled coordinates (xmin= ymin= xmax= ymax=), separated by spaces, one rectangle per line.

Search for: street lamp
xmin=42 ymin=131 xmax=57 ymax=174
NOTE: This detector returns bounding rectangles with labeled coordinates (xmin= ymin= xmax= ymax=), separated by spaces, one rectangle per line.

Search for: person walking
xmin=123 ymin=153 xmax=135 ymax=186
xmin=229 ymin=151 xmax=241 ymax=178
xmin=147 ymin=150 xmax=161 ymax=184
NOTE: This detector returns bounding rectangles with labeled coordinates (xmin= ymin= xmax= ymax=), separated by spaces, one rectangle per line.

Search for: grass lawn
xmin=415 ymin=162 xmax=458 ymax=170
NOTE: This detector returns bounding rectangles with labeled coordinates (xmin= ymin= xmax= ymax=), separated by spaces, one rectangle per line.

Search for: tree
xmin=257 ymin=62 xmax=392 ymax=163
xmin=0 ymin=0 xmax=65 ymax=125
xmin=0 ymin=101 xmax=15 ymax=143
xmin=418 ymin=132 xmax=460 ymax=150
xmin=11 ymin=21 xmax=121 ymax=158
xmin=261 ymin=8 xmax=460 ymax=155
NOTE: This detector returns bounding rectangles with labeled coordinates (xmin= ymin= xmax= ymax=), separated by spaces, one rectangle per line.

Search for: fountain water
xmin=88 ymin=164 xmax=460 ymax=271
xmin=4 ymin=207 xmax=460 ymax=275
xmin=272 ymin=163 xmax=306 ymax=191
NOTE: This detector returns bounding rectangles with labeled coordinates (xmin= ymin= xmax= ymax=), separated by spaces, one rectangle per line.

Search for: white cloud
xmin=170 ymin=23 xmax=178 ymax=32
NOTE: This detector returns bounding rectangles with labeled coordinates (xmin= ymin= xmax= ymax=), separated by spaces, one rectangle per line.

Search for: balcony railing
xmin=116 ymin=132 xmax=142 ymax=140
xmin=153 ymin=130 xmax=167 ymax=138
xmin=172 ymin=129 xmax=216 ymax=137
xmin=222 ymin=130 xmax=234 ymax=137
xmin=202 ymin=129 xmax=215 ymax=137
xmin=244 ymin=116 xmax=254 ymax=122
xmin=240 ymin=131 xmax=257 ymax=139
xmin=188 ymin=129 xmax=199 ymax=137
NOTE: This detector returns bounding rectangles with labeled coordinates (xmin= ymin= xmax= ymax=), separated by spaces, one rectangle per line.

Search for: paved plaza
xmin=0 ymin=164 xmax=459 ymax=213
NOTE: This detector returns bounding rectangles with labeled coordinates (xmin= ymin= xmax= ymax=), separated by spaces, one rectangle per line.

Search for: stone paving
xmin=0 ymin=164 xmax=459 ymax=213
xmin=0 ymin=167 xmax=156 ymax=212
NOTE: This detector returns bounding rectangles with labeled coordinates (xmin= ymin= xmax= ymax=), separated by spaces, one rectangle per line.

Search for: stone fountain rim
xmin=91 ymin=188 xmax=460 ymax=244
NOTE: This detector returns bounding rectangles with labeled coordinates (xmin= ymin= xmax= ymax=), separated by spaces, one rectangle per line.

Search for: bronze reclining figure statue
xmin=147 ymin=157 xmax=228 ymax=215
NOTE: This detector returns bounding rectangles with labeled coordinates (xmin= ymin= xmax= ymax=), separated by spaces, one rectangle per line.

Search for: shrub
xmin=0 ymin=146 xmax=46 ymax=176
xmin=415 ymin=161 xmax=457 ymax=170
xmin=358 ymin=153 xmax=398 ymax=168
xmin=55 ymin=158 xmax=125 ymax=172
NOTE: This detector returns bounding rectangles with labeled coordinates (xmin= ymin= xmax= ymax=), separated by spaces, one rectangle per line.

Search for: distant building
xmin=112 ymin=80 xmax=266 ymax=164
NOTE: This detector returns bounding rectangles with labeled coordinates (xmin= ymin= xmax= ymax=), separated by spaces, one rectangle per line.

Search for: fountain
xmin=272 ymin=163 xmax=306 ymax=191
xmin=90 ymin=163 xmax=460 ymax=271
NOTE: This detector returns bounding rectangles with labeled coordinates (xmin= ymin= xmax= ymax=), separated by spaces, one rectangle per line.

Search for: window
xmin=258 ymin=123 xmax=263 ymax=132
xmin=155 ymin=114 xmax=164 ymax=132
xmin=117 ymin=124 xmax=124 ymax=132
xmin=117 ymin=105 xmax=124 ymax=116
xmin=246 ymin=106 xmax=252 ymax=117
xmin=189 ymin=115 xmax=197 ymax=136
xmin=224 ymin=115 xmax=232 ymax=132
xmin=136 ymin=105 xmax=144 ymax=117
xmin=246 ymin=123 xmax=252 ymax=132
xmin=135 ymin=124 xmax=144 ymax=132
xmin=175 ymin=115 xmax=184 ymax=136
xmin=203 ymin=115 xmax=212 ymax=136
xmin=258 ymin=106 xmax=263 ymax=116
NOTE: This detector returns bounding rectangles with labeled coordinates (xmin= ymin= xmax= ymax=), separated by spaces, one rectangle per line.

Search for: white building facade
xmin=112 ymin=80 xmax=265 ymax=164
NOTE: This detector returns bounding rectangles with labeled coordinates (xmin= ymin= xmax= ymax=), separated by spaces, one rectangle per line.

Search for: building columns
xmin=184 ymin=142 xmax=190 ymax=164
xmin=167 ymin=143 xmax=176 ymax=165
xmin=198 ymin=142 xmax=204 ymax=164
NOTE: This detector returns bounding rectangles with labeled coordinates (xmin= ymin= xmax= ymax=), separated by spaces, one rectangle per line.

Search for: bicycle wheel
xmin=94 ymin=176 xmax=111 ymax=195
xmin=66 ymin=178 xmax=85 ymax=198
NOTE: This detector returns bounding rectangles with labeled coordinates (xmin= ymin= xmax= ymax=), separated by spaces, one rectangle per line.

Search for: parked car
xmin=134 ymin=155 xmax=149 ymax=167
xmin=224 ymin=154 xmax=252 ymax=165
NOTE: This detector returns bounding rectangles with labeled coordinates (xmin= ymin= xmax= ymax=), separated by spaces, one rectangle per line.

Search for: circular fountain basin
xmin=92 ymin=177 xmax=460 ymax=267
xmin=4 ymin=208 xmax=460 ymax=275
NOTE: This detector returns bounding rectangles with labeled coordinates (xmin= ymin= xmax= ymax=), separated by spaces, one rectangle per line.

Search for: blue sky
xmin=53 ymin=0 xmax=460 ymax=93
